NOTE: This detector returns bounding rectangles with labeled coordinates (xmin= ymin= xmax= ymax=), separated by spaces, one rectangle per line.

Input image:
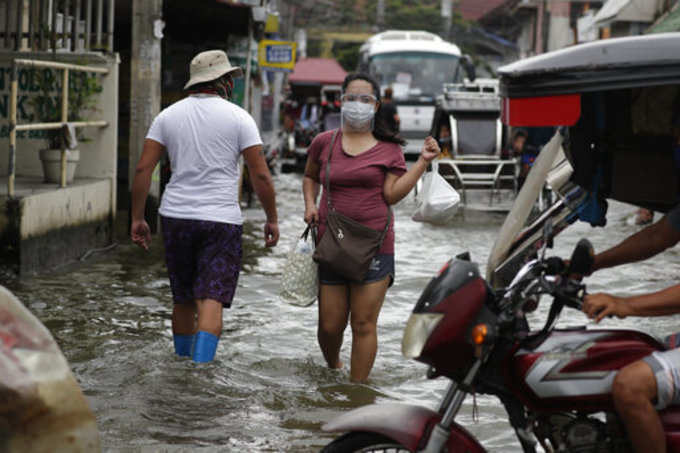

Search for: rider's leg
xmin=348 ymin=277 xmax=389 ymax=383
xmin=612 ymin=360 xmax=664 ymax=453
xmin=318 ymin=283 xmax=350 ymax=369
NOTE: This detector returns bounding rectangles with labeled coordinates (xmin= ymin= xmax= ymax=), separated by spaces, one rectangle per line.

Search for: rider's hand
xmin=304 ymin=205 xmax=319 ymax=225
xmin=131 ymin=219 xmax=151 ymax=251
xmin=420 ymin=136 xmax=440 ymax=162
xmin=264 ymin=221 xmax=279 ymax=247
xmin=583 ymin=293 xmax=630 ymax=323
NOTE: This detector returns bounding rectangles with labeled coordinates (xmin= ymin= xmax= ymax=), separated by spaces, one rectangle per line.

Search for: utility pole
xmin=441 ymin=0 xmax=453 ymax=41
xmin=129 ymin=0 xmax=163 ymax=231
xmin=377 ymin=0 xmax=385 ymax=31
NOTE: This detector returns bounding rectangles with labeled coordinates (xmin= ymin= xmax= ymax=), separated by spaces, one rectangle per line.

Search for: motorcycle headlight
xmin=401 ymin=313 xmax=444 ymax=359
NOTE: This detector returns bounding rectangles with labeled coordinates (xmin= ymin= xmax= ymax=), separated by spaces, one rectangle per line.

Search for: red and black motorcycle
xmin=320 ymin=237 xmax=680 ymax=452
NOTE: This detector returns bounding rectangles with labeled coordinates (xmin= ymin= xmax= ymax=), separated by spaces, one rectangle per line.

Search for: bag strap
xmin=323 ymin=129 xmax=340 ymax=211
xmin=322 ymin=129 xmax=392 ymax=245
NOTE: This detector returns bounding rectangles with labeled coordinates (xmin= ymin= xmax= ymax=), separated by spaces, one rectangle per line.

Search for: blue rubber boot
xmin=173 ymin=334 xmax=195 ymax=357
xmin=192 ymin=331 xmax=219 ymax=363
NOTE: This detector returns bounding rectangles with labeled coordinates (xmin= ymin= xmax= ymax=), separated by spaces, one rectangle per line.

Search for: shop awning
xmin=593 ymin=0 xmax=663 ymax=26
xmin=288 ymin=58 xmax=348 ymax=86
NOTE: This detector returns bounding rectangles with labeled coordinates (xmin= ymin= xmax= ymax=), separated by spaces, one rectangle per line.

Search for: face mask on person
xmin=341 ymin=101 xmax=375 ymax=131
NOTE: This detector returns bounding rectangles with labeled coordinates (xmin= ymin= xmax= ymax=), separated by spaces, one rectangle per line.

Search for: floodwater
xmin=4 ymin=170 xmax=680 ymax=452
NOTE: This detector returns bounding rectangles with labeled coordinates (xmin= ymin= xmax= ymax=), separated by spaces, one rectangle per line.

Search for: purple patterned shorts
xmin=161 ymin=216 xmax=242 ymax=308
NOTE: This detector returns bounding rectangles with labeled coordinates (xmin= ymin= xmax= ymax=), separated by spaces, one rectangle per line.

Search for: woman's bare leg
xmin=318 ymin=284 xmax=350 ymax=369
xmin=348 ymin=278 xmax=389 ymax=382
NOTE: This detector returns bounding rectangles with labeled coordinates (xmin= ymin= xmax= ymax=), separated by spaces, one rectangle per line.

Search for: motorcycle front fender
xmin=322 ymin=403 xmax=485 ymax=452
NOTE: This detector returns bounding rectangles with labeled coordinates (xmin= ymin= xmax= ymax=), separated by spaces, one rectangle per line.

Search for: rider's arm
xmin=624 ymin=284 xmax=680 ymax=317
xmin=585 ymin=284 xmax=680 ymax=323
xmin=592 ymin=215 xmax=680 ymax=273
xmin=243 ymin=145 xmax=278 ymax=224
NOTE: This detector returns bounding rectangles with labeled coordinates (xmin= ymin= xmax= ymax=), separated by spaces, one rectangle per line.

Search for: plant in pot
xmin=30 ymin=68 xmax=102 ymax=184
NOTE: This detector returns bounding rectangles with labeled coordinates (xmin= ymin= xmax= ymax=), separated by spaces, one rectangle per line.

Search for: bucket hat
xmin=184 ymin=50 xmax=243 ymax=90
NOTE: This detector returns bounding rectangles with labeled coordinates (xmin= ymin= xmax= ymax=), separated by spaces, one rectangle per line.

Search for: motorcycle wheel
xmin=321 ymin=431 xmax=411 ymax=453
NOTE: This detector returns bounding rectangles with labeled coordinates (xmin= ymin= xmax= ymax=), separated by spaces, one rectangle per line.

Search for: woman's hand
xmin=420 ymin=136 xmax=440 ymax=162
xmin=304 ymin=204 xmax=319 ymax=225
xmin=583 ymin=293 xmax=630 ymax=323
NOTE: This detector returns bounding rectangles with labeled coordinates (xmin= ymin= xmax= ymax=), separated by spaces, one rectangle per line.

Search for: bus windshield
xmin=368 ymin=52 xmax=461 ymax=102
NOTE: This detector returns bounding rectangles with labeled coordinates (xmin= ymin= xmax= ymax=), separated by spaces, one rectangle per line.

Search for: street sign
xmin=258 ymin=40 xmax=297 ymax=72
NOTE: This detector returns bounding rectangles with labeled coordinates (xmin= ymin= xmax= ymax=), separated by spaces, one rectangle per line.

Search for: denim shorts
xmin=318 ymin=254 xmax=394 ymax=287
xmin=161 ymin=216 xmax=242 ymax=307
xmin=643 ymin=348 xmax=680 ymax=410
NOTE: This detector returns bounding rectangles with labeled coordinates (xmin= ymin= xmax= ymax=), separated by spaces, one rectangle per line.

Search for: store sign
xmin=258 ymin=40 xmax=296 ymax=72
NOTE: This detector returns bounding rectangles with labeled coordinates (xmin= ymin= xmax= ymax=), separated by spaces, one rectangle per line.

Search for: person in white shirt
xmin=131 ymin=49 xmax=279 ymax=363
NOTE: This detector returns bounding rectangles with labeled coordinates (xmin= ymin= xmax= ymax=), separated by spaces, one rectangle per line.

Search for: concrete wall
xmin=9 ymin=179 xmax=114 ymax=274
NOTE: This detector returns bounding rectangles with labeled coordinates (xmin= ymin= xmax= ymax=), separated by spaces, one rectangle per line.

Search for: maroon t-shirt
xmin=307 ymin=129 xmax=407 ymax=254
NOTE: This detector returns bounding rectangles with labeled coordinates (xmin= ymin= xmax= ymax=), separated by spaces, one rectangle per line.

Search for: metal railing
xmin=1 ymin=0 xmax=115 ymax=53
xmin=8 ymin=57 xmax=109 ymax=197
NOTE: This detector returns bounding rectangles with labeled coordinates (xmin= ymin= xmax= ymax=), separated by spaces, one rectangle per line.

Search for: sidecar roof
xmin=498 ymin=33 xmax=680 ymax=98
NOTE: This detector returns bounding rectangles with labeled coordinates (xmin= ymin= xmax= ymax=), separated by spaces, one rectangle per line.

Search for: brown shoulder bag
xmin=312 ymin=130 xmax=391 ymax=282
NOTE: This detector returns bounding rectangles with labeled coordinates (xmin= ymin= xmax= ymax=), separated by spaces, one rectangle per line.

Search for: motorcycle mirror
xmin=567 ymin=238 xmax=595 ymax=276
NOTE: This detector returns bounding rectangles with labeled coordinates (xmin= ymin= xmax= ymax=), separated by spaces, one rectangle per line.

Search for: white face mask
xmin=341 ymin=101 xmax=375 ymax=131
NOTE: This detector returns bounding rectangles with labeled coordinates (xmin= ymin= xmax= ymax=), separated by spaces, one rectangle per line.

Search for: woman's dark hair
xmin=342 ymin=73 xmax=406 ymax=146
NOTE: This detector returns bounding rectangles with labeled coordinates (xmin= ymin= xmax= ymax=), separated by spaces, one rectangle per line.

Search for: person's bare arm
xmin=593 ymin=216 xmax=680 ymax=273
xmin=584 ymin=284 xmax=680 ymax=323
xmin=243 ymin=145 xmax=279 ymax=247
xmin=383 ymin=136 xmax=439 ymax=205
xmin=303 ymin=156 xmax=320 ymax=224
xmin=130 ymin=139 xmax=164 ymax=249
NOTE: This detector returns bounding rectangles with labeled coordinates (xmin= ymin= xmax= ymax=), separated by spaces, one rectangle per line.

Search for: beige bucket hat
xmin=184 ymin=49 xmax=243 ymax=90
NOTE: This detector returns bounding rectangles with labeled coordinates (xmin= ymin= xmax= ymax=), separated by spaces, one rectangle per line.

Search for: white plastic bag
xmin=412 ymin=164 xmax=460 ymax=224
xmin=280 ymin=225 xmax=319 ymax=306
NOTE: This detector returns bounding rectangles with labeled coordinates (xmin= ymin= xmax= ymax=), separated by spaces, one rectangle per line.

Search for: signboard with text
xmin=258 ymin=40 xmax=296 ymax=72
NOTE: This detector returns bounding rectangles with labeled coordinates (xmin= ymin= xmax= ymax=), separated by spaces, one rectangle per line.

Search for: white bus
xmin=358 ymin=30 xmax=465 ymax=157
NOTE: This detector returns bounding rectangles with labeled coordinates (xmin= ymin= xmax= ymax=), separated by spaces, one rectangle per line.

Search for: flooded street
xmin=4 ymin=170 xmax=680 ymax=452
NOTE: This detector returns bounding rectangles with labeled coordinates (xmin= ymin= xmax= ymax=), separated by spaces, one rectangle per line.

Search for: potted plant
xmin=30 ymin=68 xmax=102 ymax=184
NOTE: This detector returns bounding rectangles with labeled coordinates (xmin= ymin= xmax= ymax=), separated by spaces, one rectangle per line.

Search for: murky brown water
xmin=4 ymin=171 xmax=680 ymax=452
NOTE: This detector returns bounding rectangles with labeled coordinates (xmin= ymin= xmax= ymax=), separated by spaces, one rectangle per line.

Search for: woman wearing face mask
xmin=302 ymin=73 xmax=441 ymax=382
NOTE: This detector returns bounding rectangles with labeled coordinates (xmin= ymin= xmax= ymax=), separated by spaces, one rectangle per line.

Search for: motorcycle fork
xmin=418 ymin=358 xmax=483 ymax=453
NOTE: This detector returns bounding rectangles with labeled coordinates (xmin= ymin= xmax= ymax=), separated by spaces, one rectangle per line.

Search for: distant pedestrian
xmin=303 ymin=73 xmax=440 ymax=382
xmin=376 ymin=87 xmax=400 ymax=135
xmin=131 ymin=49 xmax=279 ymax=363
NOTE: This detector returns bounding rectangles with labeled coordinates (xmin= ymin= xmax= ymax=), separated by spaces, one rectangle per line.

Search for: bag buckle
xmin=337 ymin=228 xmax=344 ymax=240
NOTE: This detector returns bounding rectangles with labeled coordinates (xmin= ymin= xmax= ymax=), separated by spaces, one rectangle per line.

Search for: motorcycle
xmin=321 ymin=231 xmax=680 ymax=452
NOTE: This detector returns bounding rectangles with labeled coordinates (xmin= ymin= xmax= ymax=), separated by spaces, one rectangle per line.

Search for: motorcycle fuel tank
xmin=508 ymin=328 xmax=663 ymax=412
